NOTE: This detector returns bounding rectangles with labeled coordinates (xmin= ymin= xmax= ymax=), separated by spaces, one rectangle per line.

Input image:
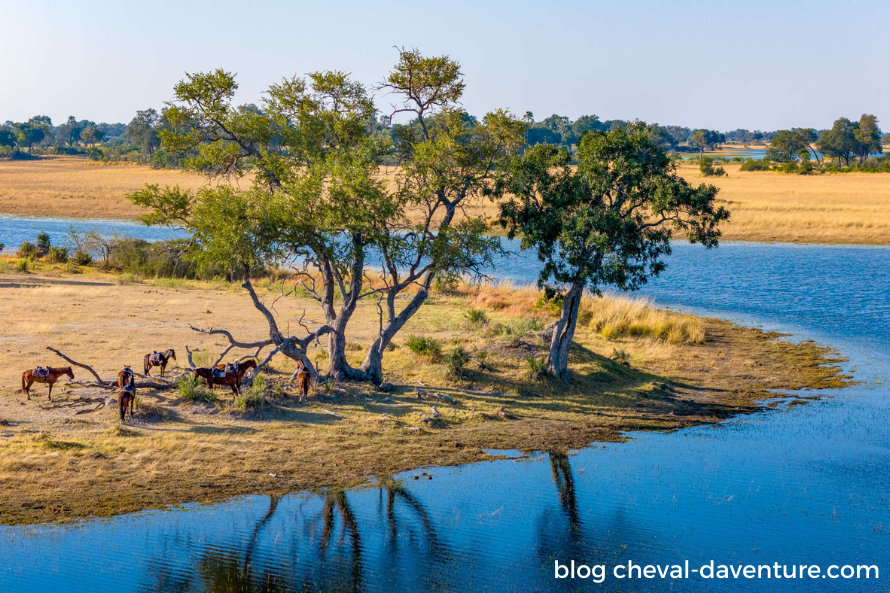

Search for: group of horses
xmin=21 ymin=347 xmax=311 ymax=423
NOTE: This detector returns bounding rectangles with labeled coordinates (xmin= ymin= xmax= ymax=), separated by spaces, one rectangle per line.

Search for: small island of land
xmin=0 ymin=260 xmax=848 ymax=525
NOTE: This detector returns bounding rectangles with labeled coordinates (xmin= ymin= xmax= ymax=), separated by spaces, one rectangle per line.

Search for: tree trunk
xmin=359 ymin=282 xmax=432 ymax=385
xmin=546 ymin=281 xmax=585 ymax=385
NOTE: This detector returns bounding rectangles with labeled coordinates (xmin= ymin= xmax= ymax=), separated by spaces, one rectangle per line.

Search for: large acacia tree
xmin=497 ymin=123 xmax=729 ymax=384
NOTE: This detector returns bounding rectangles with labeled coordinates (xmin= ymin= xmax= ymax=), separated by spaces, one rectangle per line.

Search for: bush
xmin=465 ymin=309 xmax=489 ymax=326
xmin=525 ymin=356 xmax=548 ymax=380
xmin=17 ymin=241 xmax=37 ymax=258
xmin=406 ymin=335 xmax=443 ymax=362
xmin=444 ymin=347 xmax=471 ymax=379
xmin=233 ymin=374 xmax=267 ymax=411
xmin=740 ymin=158 xmax=772 ymax=172
xmin=699 ymin=157 xmax=726 ymax=177
xmin=47 ymin=246 xmax=69 ymax=263
xmin=15 ymin=259 xmax=29 ymax=273
xmin=36 ymin=232 xmax=51 ymax=253
xmin=0 ymin=242 xmax=5 ymax=252
xmin=177 ymin=375 xmax=216 ymax=404
xmin=780 ymin=162 xmax=798 ymax=174
xmin=71 ymin=249 xmax=93 ymax=265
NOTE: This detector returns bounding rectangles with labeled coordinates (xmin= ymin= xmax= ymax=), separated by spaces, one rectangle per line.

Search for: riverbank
xmin=3 ymin=157 xmax=890 ymax=246
xmin=0 ymin=261 xmax=849 ymax=525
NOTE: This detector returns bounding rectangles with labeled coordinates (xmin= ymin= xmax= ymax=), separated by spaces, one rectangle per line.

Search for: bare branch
xmin=46 ymin=347 xmax=109 ymax=386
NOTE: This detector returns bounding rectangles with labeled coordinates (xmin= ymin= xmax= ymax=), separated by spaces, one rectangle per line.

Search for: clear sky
xmin=1 ymin=0 xmax=887 ymax=131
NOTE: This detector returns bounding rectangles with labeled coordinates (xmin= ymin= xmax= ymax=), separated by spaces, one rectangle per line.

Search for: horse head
xmin=241 ymin=359 xmax=257 ymax=371
xmin=168 ymin=349 xmax=177 ymax=361
xmin=66 ymin=367 xmax=74 ymax=380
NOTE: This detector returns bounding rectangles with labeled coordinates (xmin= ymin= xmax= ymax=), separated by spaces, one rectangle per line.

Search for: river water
xmin=1 ymin=218 xmax=889 ymax=592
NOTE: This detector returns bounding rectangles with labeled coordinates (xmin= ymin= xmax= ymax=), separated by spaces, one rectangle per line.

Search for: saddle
xmin=34 ymin=366 xmax=49 ymax=378
xmin=212 ymin=366 xmax=228 ymax=379
xmin=150 ymin=352 xmax=162 ymax=365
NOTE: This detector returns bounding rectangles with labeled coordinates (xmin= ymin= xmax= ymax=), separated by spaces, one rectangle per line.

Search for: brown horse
xmin=193 ymin=367 xmax=214 ymax=388
xmin=118 ymin=366 xmax=136 ymax=389
xmin=119 ymin=375 xmax=136 ymax=421
xmin=294 ymin=360 xmax=311 ymax=402
xmin=21 ymin=367 xmax=74 ymax=401
xmin=144 ymin=349 xmax=176 ymax=377
xmin=212 ymin=359 xmax=257 ymax=396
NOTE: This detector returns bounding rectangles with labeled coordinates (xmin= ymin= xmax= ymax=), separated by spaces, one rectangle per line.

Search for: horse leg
xmin=160 ymin=363 xmax=165 ymax=378
xmin=119 ymin=397 xmax=126 ymax=422
xmin=47 ymin=380 xmax=53 ymax=402
xmin=24 ymin=378 xmax=33 ymax=400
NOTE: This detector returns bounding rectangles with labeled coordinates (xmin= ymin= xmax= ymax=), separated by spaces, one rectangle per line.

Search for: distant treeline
xmin=1 ymin=109 xmax=886 ymax=170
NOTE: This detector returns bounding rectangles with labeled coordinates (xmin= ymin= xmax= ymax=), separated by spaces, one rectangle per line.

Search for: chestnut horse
xmin=212 ymin=359 xmax=257 ymax=396
xmin=144 ymin=349 xmax=176 ymax=377
xmin=119 ymin=374 xmax=136 ymax=421
xmin=118 ymin=366 xmax=136 ymax=389
xmin=21 ymin=367 xmax=74 ymax=401
xmin=294 ymin=361 xmax=311 ymax=401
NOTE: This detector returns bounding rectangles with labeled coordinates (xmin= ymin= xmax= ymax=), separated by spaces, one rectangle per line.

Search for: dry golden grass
xmin=0 ymin=261 xmax=849 ymax=524
xmin=2 ymin=156 xmax=890 ymax=245
xmin=673 ymin=162 xmax=890 ymax=244
xmin=0 ymin=156 xmax=211 ymax=219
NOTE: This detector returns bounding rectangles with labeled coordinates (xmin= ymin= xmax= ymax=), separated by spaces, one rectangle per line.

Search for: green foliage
xmin=71 ymin=249 xmax=93 ymax=266
xmin=233 ymin=374 xmax=267 ymax=411
xmin=406 ymin=335 xmax=443 ymax=362
xmin=444 ymin=347 xmax=471 ymax=379
xmin=740 ymin=158 xmax=773 ymax=171
xmin=465 ymin=309 xmax=489 ymax=326
xmin=177 ymin=375 xmax=216 ymax=404
xmin=767 ymin=129 xmax=817 ymax=163
xmin=611 ymin=348 xmax=630 ymax=365
xmin=17 ymin=241 xmax=36 ymax=258
xmin=525 ymin=355 xmax=548 ymax=380
xmin=699 ymin=156 xmax=726 ymax=177
xmin=47 ymin=246 xmax=69 ymax=263
xmin=15 ymin=259 xmax=29 ymax=272
xmin=36 ymin=232 xmax=51 ymax=253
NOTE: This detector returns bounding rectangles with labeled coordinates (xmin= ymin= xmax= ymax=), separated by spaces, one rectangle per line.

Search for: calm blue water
xmin=0 ymin=216 xmax=186 ymax=252
xmin=2 ymin=223 xmax=889 ymax=591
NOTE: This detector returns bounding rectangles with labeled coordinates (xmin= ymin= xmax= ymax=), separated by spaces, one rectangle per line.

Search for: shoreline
xmin=0 ymin=267 xmax=851 ymax=526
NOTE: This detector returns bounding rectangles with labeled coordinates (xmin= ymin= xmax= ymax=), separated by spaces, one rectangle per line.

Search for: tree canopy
xmin=496 ymin=123 xmax=728 ymax=383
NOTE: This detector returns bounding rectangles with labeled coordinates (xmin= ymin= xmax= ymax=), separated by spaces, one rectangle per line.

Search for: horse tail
xmin=21 ymin=372 xmax=28 ymax=395
xmin=143 ymin=354 xmax=151 ymax=375
xmin=119 ymin=395 xmax=126 ymax=421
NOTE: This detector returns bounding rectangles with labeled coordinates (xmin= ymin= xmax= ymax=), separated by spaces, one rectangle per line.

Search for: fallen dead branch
xmin=414 ymin=388 xmax=457 ymax=404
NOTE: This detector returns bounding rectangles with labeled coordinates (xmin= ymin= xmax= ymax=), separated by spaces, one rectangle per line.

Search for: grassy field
xmin=2 ymin=156 xmax=890 ymax=245
xmin=0 ymin=259 xmax=848 ymax=524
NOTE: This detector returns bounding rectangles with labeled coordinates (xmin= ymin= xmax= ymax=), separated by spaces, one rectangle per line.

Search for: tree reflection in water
xmin=138 ymin=483 xmax=443 ymax=593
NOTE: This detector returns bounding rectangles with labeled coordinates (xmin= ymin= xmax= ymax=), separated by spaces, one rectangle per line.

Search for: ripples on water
xmin=1 ymin=221 xmax=889 ymax=592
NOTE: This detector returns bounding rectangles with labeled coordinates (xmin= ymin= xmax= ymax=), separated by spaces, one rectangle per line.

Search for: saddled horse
xmin=144 ymin=349 xmax=176 ymax=377
xmin=211 ymin=359 xmax=257 ymax=396
xmin=119 ymin=374 xmax=136 ymax=422
xmin=21 ymin=366 xmax=74 ymax=401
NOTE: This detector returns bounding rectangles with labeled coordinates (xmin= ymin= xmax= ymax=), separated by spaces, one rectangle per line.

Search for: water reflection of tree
xmin=138 ymin=483 xmax=444 ymax=593
xmin=550 ymin=451 xmax=580 ymax=528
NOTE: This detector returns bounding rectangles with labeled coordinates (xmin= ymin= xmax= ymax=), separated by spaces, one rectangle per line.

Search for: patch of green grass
xmin=465 ymin=309 xmax=489 ymax=326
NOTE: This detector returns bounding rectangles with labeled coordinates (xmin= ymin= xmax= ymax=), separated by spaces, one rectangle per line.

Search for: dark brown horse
xmin=144 ymin=349 xmax=176 ymax=377
xmin=212 ymin=359 xmax=257 ymax=396
xmin=119 ymin=374 xmax=136 ymax=421
xmin=21 ymin=367 xmax=74 ymax=401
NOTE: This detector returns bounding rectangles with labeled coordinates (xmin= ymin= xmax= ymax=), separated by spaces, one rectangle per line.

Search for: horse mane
xmin=50 ymin=366 xmax=73 ymax=373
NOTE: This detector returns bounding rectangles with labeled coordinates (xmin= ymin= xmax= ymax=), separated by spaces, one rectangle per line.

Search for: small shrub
xmin=0 ymin=242 xmax=5 ymax=252
xmin=47 ymin=246 xmax=69 ymax=263
xmin=780 ymin=161 xmax=798 ymax=174
xmin=406 ymin=335 xmax=443 ymax=362
xmin=36 ymin=232 xmax=51 ymax=253
xmin=699 ymin=156 xmax=727 ymax=177
xmin=15 ymin=259 xmax=29 ymax=273
xmin=525 ymin=356 xmax=548 ymax=380
xmin=234 ymin=375 xmax=266 ymax=411
xmin=71 ymin=249 xmax=93 ymax=266
xmin=64 ymin=262 xmax=82 ymax=274
xmin=611 ymin=348 xmax=630 ymax=365
xmin=17 ymin=241 xmax=36 ymax=258
xmin=444 ymin=347 xmax=471 ymax=379
xmin=465 ymin=309 xmax=489 ymax=326
xmin=177 ymin=375 xmax=216 ymax=404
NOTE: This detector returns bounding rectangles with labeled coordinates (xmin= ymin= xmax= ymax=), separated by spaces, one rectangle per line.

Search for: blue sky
xmin=1 ymin=0 xmax=887 ymax=131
